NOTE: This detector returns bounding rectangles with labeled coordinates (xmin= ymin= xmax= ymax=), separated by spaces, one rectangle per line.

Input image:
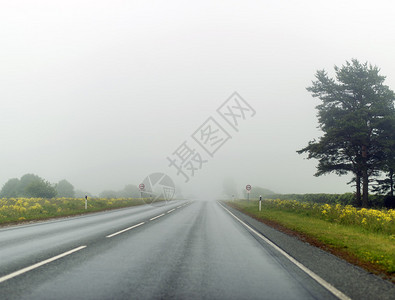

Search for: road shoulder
xmin=220 ymin=201 xmax=395 ymax=300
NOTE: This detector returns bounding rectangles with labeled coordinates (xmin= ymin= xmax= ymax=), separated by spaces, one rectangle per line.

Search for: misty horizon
xmin=2 ymin=1 xmax=394 ymax=198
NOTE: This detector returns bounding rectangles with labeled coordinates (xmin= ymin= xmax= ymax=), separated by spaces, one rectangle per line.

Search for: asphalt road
xmin=0 ymin=200 xmax=393 ymax=299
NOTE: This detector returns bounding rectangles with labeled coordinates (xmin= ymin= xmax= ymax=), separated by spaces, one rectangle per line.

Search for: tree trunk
xmin=390 ymin=168 xmax=394 ymax=197
xmin=355 ymin=173 xmax=362 ymax=206
xmin=361 ymin=145 xmax=369 ymax=208
xmin=362 ymin=169 xmax=369 ymax=207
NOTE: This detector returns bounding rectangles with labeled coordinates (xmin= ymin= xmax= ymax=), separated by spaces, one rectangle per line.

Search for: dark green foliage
xmin=264 ymin=193 xmax=389 ymax=207
xmin=18 ymin=174 xmax=43 ymax=196
xmin=265 ymin=193 xmax=355 ymax=205
xmin=383 ymin=195 xmax=395 ymax=208
xmin=0 ymin=174 xmax=57 ymax=198
xmin=372 ymin=115 xmax=395 ymax=199
xmin=55 ymin=179 xmax=75 ymax=197
xmin=24 ymin=179 xmax=57 ymax=198
xmin=298 ymin=59 xmax=395 ymax=207
xmin=0 ymin=178 xmax=20 ymax=198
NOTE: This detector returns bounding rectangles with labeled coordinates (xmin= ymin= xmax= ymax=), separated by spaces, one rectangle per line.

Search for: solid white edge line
xmin=149 ymin=213 xmax=165 ymax=221
xmin=167 ymin=209 xmax=176 ymax=213
xmin=0 ymin=245 xmax=87 ymax=284
xmin=218 ymin=202 xmax=351 ymax=300
xmin=106 ymin=222 xmax=145 ymax=238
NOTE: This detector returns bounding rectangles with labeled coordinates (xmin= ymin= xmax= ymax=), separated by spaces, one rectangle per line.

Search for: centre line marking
xmin=150 ymin=213 xmax=165 ymax=221
xmin=218 ymin=202 xmax=351 ymax=300
xmin=167 ymin=209 xmax=175 ymax=213
xmin=106 ymin=222 xmax=145 ymax=238
xmin=0 ymin=245 xmax=87 ymax=284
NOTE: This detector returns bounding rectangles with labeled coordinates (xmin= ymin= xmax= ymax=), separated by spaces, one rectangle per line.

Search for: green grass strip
xmin=229 ymin=200 xmax=395 ymax=278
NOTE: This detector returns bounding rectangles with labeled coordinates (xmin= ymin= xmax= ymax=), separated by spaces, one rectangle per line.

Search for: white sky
xmin=1 ymin=0 xmax=395 ymax=197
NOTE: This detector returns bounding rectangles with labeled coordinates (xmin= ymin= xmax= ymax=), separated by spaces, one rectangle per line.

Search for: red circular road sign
xmin=139 ymin=183 xmax=145 ymax=190
xmin=246 ymin=185 xmax=251 ymax=191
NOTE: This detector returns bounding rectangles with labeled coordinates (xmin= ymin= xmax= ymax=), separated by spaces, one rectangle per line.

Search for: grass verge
xmin=0 ymin=197 xmax=147 ymax=226
xmin=227 ymin=200 xmax=395 ymax=282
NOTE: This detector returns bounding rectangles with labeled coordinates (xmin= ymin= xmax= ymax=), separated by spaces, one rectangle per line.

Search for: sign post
xmin=246 ymin=185 xmax=252 ymax=201
xmin=139 ymin=183 xmax=145 ymax=199
xmin=85 ymin=195 xmax=88 ymax=210
xmin=259 ymin=195 xmax=262 ymax=211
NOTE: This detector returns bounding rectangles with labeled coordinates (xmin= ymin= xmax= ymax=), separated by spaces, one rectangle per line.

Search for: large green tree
xmin=0 ymin=178 xmax=20 ymax=198
xmin=0 ymin=174 xmax=57 ymax=198
xmin=372 ymin=116 xmax=395 ymax=200
xmin=298 ymin=59 xmax=395 ymax=207
xmin=18 ymin=174 xmax=43 ymax=196
xmin=55 ymin=179 xmax=76 ymax=198
xmin=24 ymin=179 xmax=57 ymax=198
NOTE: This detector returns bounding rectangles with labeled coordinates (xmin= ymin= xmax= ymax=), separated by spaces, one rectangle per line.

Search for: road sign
xmin=139 ymin=183 xmax=145 ymax=190
xmin=246 ymin=184 xmax=251 ymax=191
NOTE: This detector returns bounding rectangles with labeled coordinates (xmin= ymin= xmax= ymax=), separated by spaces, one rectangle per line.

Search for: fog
xmin=1 ymin=1 xmax=395 ymax=198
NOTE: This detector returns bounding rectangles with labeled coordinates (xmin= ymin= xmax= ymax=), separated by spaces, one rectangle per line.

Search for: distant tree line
xmin=222 ymin=178 xmax=276 ymax=200
xmin=261 ymin=193 xmax=392 ymax=208
xmin=98 ymin=184 xmax=141 ymax=199
xmin=0 ymin=174 xmax=75 ymax=198
xmin=241 ymin=186 xmax=275 ymax=199
xmin=298 ymin=59 xmax=395 ymax=207
xmin=0 ymin=174 xmax=145 ymax=200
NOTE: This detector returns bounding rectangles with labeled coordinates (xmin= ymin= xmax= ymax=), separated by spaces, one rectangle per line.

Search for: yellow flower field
xmin=0 ymin=197 xmax=145 ymax=225
xmin=263 ymin=199 xmax=395 ymax=235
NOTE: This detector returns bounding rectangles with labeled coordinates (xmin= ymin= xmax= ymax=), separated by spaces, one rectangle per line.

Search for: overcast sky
xmin=1 ymin=0 xmax=395 ymax=198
